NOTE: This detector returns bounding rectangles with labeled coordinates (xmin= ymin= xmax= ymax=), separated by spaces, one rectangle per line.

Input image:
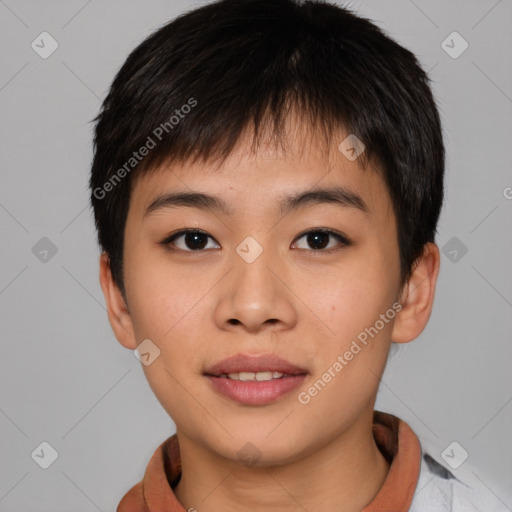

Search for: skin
xmin=99 ymin=117 xmax=440 ymax=512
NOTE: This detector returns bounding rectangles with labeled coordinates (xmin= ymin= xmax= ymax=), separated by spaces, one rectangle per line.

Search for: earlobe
xmin=98 ymin=253 xmax=138 ymax=350
xmin=391 ymin=242 xmax=440 ymax=344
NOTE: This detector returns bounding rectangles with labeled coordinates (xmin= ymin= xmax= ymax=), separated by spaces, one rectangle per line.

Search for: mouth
xmin=204 ymin=353 xmax=308 ymax=405
xmin=215 ymin=371 xmax=297 ymax=381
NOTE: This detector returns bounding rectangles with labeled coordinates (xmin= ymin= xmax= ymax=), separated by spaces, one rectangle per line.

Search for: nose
xmin=213 ymin=241 xmax=297 ymax=334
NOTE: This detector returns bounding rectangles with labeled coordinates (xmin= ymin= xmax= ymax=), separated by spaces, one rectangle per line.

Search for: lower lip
xmin=206 ymin=374 xmax=307 ymax=405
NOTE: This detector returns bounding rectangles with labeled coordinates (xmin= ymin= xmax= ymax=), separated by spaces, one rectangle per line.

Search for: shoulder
xmin=409 ymin=440 xmax=510 ymax=512
xmin=117 ymin=481 xmax=147 ymax=512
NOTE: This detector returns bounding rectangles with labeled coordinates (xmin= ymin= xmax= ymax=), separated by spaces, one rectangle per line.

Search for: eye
xmin=292 ymin=229 xmax=350 ymax=252
xmin=162 ymin=229 xmax=220 ymax=251
xmin=161 ymin=228 xmax=351 ymax=253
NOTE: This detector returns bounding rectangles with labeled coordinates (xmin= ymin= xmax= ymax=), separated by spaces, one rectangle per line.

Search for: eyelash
xmin=160 ymin=228 xmax=351 ymax=254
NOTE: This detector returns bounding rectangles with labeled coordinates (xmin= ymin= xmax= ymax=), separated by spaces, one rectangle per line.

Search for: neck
xmin=174 ymin=410 xmax=390 ymax=512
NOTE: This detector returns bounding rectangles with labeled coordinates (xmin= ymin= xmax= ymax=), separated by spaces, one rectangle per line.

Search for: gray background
xmin=1 ymin=0 xmax=511 ymax=510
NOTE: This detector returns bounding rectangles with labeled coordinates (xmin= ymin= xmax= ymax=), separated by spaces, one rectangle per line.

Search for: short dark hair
xmin=90 ymin=0 xmax=444 ymax=299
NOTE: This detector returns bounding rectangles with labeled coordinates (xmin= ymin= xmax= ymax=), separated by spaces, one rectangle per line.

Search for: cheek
xmin=124 ymin=253 xmax=212 ymax=382
xmin=290 ymin=255 xmax=396 ymax=375
xmin=126 ymin=262 xmax=207 ymax=412
xmin=125 ymin=249 xmax=200 ymax=339
xmin=292 ymin=262 xmax=382 ymax=335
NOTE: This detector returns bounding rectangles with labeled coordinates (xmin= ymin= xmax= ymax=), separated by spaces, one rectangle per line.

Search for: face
xmin=116 ymin=123 xmax=405 ymax=464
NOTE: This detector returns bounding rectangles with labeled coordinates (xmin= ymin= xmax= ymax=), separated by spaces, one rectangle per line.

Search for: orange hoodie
xmin=117 ymin=411 xmax=421 ymax=511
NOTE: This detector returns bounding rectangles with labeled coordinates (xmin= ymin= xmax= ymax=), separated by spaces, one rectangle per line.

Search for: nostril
xmin=227 ymin=318 xmax=277 ymax=325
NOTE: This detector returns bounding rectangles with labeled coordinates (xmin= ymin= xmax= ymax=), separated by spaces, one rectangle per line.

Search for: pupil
xmin=182 ymin=232 xmax=330 ymax=250
xmin=186 ymin=232 xmax=207 ymax=250
xmin=308 ymin=232 xmax=328 ymax=249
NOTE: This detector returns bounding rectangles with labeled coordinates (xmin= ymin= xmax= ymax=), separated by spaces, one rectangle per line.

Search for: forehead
xmin=129 ymin=120 xmax=393 ymax=222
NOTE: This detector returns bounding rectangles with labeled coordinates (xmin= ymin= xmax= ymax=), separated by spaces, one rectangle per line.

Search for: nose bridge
xmin=233 ymin=234 xmax=277 ymax=307
xmin=214 ymin=233 xmax=295 ymax=332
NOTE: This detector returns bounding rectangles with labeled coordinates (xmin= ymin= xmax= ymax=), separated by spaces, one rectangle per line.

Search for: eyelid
xmin=292 ymin=228 xmax=351 ymax=252
xmin=161 ymin=227 xmax=351 ymax=252
xmin=161 ymin=228 xmax=220 ymax=250
xmin=294 ymin=227 xmax=350 ymax=244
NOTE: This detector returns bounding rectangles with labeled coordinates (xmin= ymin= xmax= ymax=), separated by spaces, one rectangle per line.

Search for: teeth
xmin=224 ymin=371 xmax=285 ymax=381
xmin=255 ymin=371 xmax=273 ymax=381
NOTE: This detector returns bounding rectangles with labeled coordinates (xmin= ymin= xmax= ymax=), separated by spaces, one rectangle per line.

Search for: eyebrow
xmin=143 ymin=185 xmax=369 ymax=219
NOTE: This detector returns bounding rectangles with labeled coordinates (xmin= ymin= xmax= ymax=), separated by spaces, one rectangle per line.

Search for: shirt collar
xmin=117 ymin=411 xmax=421 ymax=512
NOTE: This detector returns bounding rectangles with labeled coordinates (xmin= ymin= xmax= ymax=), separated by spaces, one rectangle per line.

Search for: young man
xmin=90 ymin=0 xmax=506 ymax=510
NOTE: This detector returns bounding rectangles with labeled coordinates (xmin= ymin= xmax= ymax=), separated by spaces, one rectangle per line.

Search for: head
xmin=91 ymin=0 xmax=443 ymax=463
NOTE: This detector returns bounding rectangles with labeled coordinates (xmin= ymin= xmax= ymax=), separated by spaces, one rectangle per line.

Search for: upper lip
xmin=205 ymin=353 xmax=308 ymax=376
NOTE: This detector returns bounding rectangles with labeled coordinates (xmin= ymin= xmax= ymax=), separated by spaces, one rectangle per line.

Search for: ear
xmin=98 ymin=253 xmax=138 ymax=350
xmin=391 ymin=242 xmax=440 ymax=344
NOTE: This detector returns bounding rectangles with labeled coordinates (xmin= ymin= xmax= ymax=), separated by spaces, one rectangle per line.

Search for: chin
xmin=211 ymin=427 xmax=309 ymax=467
